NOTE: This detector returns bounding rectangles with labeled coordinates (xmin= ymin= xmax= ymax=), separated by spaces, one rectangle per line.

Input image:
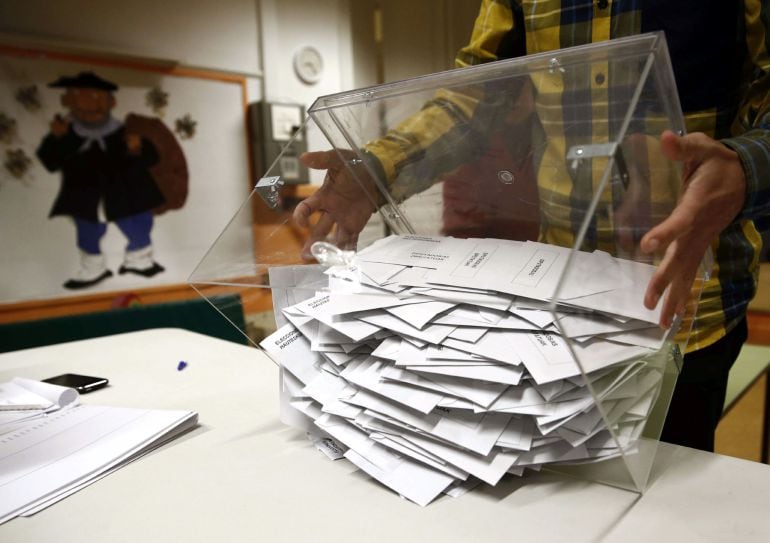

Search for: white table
xmin=1 ymin=328 xmax=769 ymax=543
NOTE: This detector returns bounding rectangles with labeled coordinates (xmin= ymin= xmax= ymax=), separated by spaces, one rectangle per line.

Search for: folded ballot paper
xmin=0 ymin=378 xmax=198 ymax=524
xmin=261 ymin=235 xmax=675 ymax=506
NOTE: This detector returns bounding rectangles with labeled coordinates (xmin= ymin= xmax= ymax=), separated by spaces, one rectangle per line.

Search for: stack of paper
xmin=0 ymin=377 xmax=79 ymax=435
xmin=0 ymin=379 xmax=198 ymax=524
xmin=261 ymin=235 xmax=674 ymax=506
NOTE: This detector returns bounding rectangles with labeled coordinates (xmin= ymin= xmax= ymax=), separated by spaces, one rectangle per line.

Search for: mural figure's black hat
xmin=48 ymin=71 xmax=118 ymax=91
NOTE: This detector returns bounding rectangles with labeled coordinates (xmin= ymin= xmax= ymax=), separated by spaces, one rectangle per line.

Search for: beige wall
xmin=382 ymin=0 xmax=480 ymax=81
xmin=348 ymin=0 xmax=481 ymax=87
xmin=379 ymin=0 xmax=480 ymax=82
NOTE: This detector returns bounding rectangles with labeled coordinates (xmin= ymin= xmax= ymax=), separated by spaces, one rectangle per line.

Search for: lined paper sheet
xmin=0 ymin=404 xmax=197 ymax=524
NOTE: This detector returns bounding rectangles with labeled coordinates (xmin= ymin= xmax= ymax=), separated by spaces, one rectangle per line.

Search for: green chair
xmin=0 ymin=294 xmax=248 ymax=353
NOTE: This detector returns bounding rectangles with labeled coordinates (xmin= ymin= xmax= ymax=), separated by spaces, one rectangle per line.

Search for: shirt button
xmin=597 ymin=0 xmax=609 ymax=9
xmin=595 ymin=73 xmax=606 ymax=85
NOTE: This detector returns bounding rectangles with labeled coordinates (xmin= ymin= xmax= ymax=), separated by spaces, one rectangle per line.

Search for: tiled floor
xmin=716 ymin=374 xmax=767 ymax=462
xmin=720 ymin=263 xmax=770 ymax=463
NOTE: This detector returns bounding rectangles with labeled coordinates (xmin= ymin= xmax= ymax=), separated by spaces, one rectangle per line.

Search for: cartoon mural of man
xmin=37 ymin=71 xmax=166 ymax=289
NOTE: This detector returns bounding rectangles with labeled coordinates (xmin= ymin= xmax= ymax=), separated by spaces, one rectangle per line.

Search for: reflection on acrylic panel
xmin=0 ymin=48 xmax=253 ymax=303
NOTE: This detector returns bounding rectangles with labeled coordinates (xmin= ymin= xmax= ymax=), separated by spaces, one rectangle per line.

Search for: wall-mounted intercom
xmin=248 ymin=101 xmax=309 ymax=185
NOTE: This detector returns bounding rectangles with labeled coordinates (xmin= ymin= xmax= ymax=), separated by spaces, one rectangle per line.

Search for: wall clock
xmin=293 ymin=46 xmax=323 ymax=85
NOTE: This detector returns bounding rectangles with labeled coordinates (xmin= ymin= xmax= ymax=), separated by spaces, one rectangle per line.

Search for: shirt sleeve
xmin=363 ymin=0 xmax=520 ymax=195
xmin=721 ymin=0 xmax=770 ymax=222
xmin=455 ymin=0 xmax=525 ymax=68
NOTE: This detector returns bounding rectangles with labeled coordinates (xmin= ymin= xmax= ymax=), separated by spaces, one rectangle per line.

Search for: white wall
xmin=0 ymin=0 xmax=482 ymax=303
xmin=0 ymin=0 xmax=266 ymax=303
xmin=258 ymin=0 xmax=354 ymax=108
xmin=0 ymin=0 xmax=261 ymax=76
xmin=1 ymin=0 xmax=478 ymax=156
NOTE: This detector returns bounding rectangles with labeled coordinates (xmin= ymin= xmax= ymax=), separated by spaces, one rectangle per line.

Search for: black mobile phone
xmin=42 ymin=373 xmax=109 ymax=393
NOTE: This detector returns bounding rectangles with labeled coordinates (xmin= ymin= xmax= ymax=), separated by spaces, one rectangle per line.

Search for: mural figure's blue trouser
xmin=74 ymin=212 xmax=154 ymax=255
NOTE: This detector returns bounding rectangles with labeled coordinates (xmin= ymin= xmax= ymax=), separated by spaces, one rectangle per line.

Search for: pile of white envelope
xmin=261 ymin=235 xmax=674 ymax=506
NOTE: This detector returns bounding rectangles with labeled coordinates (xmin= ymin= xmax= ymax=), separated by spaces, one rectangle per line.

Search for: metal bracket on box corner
xmin=255 ymin=176 xmax=284 ymax=209
xmin=566 ymin=142 xmax=629 ymax=190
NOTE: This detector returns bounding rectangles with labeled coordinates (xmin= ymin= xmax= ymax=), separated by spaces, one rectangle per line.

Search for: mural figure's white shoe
xmin=118 ymin=245 xmax=165 ymax=278
xmin=63 ymin=251 xmax=113 ymax=289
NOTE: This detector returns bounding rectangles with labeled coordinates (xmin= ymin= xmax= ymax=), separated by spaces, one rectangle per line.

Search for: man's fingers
xmin=660 ymin=130 xmax=710 ymax=167
xmin=659 ymin=130 xmax=686 ymax=162
xmin=640 ymin=203 xmax=694 ymax=255
xmin=309 ymin=212 xmax=336 ymax=244
xmin=293 ymin=198 xmax=316 ymax=227
xmin=334 ymin=227 xmax=360 ymax=252
xmin=299 ymin=150 xmax=348 ymax=170
xmin=644 ymin=268 xmax=680 ymax=329
xmin=644 ymin=263 xmax=670 ymax=312
xmin=300 ymin=211 xmax=337 ymax=260
xmin=658 ymin=272 xmax=693 ymax=329
xmin=644 ymin=237 xmax=703 ymax=328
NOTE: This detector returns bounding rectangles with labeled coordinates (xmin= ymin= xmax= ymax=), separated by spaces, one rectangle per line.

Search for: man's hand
xmin=294 ymin=150 xmax=380 ymax=259
xmin=50 ymin=114 xmax=69 ymax=137
xmin=641 ymin=130 xmax=746 ymax=328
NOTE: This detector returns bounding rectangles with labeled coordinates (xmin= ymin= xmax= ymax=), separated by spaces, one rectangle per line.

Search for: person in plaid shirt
xmin=295 ymin=0 xmax=770 ymax=452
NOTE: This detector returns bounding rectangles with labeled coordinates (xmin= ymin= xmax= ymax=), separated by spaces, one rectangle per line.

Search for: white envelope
xmin=278 ymin=368 xmax=316 ymax=432
xmin=357 ymin=312 xmax=456 ymax=344
xmin=426 ymin=343 xmax=489 ymax=361
xmin=358 ymin=260 xmax=407 ymax=285
xmin=385 ymin=300 xmax=456 ymax=330
xmin=341 ymin=358 xmax=445 ymax=414
xmin=562 ymin=257 xmax=662 ymax=323
xmin=260 ymin=324 xmax=325 ymax=384
xmin=554 ymin=312 xmax=655 ymax=339
xmin=446 ymin=327 xmax=488 ymax=343
xmin=312 ymin=322 xmax=354 ymax=350
xmin=321 ymin=351 xmax=360 ymax=367
xmin=324 ymin=292 xmax=422 ymax=316
xmin=344 ymin=449 xmax=454 ymax=507
xmin=292 ymin=293 xmax=381 ymax=342
xmin=283 ymin=308 xmax=319 ymax=343
xmin=370 ymin=336 xmax=402 ymax=361
xmin=415 ymin=288 xmax=513 ymax=311
xmin=379 ymin=365 xmax=458 ymax=398
xmin=597 ymin=326 xmax=668 ymax=350
xmin=355 ymin=413 xmax=448 ymax=464
xmin=513 ymin=441 xmax=590 ymax=467
xmin=441 ymin=330 xmax=523 ymax=366
xmin=315 ymin=413 xmax=455 ymax=507
xmin=415 ymin=372 xmax=508 ymax=409
xmin=508 ymin=330 xmax=651 ymax=384
xmin=344 ymin=389 xmax=509 ymax=456
xmin=509 ymin=307 xmax=555 ymax=328
xmin=357 ymin=234 xmax=473 ymax=270
xmin=487 ymin=384 xmax=550 ymax=415
xmin=411 ymin=363 xmax=524 ymax=386
xmin=369 ymin=432 xmax=469 ymax=480
xmin=400 ymin=430 xmax=519 ymax=486
xmin=302 ymin=371 xmax=362 ymax=419
xmin=495 ymin=416 xmax=534 ymax=451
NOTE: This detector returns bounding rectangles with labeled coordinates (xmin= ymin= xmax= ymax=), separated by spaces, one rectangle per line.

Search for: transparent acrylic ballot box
xmin=190 ymin=33 xmax=710 ymax=503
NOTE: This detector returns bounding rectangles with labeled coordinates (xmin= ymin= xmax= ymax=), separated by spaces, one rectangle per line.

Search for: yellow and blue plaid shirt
xmin=366 ymin=0 xmax=770 ymax=352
